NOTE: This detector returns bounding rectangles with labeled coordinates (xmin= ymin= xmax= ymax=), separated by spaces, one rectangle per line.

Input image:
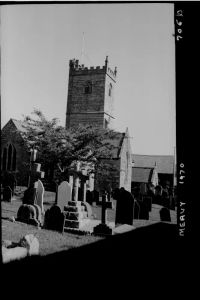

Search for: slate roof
xmin=3 ymin=119 xmax=126 ymax=159
xmin=132 ymin=167 xmax=154 ymax=183
xmin=132 ymin=154 xmax=174 ymax=174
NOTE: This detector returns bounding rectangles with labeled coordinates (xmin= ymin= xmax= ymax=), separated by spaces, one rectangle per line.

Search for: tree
xmin=21 ymin=109 xmax=119 ymax=189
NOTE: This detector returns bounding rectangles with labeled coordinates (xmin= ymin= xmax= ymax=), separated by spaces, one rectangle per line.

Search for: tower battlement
xmin=69 ymin=57 xmax=117 ymax=82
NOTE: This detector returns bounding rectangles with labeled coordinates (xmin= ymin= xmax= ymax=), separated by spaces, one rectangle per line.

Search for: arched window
xmin=12 ymin=146 xmax=16 ymax=171
xmin=2 ymin=148 xmax=7 ymax=171
xmin=1 ymin=144 xmax=17 ymax=171
xmin=108 ymin=83 xmax=112 ymax=97
xmin=7 ymin=144 xmax=12 ymax=171
xmin=84 ymin=81 xmax=92 ymax=94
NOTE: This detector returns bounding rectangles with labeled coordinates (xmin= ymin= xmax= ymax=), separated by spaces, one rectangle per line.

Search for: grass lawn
xmin=1 ymin=189 xmax=177 ymax=257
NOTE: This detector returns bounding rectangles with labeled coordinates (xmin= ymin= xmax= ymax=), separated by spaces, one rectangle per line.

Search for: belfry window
xmin=84 ymin=81 xmax=92 ymax=94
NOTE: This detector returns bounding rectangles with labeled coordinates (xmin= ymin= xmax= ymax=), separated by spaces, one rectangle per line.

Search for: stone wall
xmin=66 ymin=58 xmax=116 ymax=129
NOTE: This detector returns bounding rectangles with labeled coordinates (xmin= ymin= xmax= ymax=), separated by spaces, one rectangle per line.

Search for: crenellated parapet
xmin=69 ymin=56 xmax=117 ymax=82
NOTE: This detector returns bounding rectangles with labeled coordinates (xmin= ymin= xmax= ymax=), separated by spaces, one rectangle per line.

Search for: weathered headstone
xmin=44 ymin=205 xmax=64 ymax=232
xmin=2 ymin=234 xmax=39 ymax=263
xmin=23 ymin=185 xmax=37 ymax=205
xmin=114 ymin=188 xmax=134 ymax=225
xmin=17 ymin=204 xmax=41 ymax=226
xmin=35 ymin=180 xmax=45 ymax=214
xmin=160 ymin=207 xmax=171 ymax=222
xmin=57 ymin=181 xmax=72 ymax=212
xmin=3 ymin=186 xmax=12 ymax=202
xmin=23 ymin=163 xmax=44 ymax=205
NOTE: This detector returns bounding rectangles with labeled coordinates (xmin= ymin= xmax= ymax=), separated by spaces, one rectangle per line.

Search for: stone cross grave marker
xmin=23 ymin=163 xmax=44 ymax=205
xmin=93 ymin=193 xmax=113 ymax=235
xmin=57 ymin=181 xmax=72 ymax=212
xmin=28 ymin=163 xmax=44 ymax=188
xmin=35 ymin=179 xmax=45 ymax=214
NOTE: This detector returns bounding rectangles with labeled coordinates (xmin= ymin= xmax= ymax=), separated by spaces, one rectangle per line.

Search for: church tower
xmin=65 ymin=56 xmax=117 ymax=129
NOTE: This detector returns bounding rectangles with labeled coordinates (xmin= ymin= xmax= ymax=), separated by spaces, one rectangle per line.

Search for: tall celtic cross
xmin=28 ymin=149 xmax=44 ymax=188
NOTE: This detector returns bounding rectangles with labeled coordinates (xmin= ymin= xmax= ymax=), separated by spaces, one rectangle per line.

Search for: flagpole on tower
xmin=80 ymin=32 xmax=85 ymax=65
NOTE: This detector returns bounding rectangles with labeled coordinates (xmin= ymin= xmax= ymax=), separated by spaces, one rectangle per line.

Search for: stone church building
xmin=1 ymin=57 xmax=133 ymax=192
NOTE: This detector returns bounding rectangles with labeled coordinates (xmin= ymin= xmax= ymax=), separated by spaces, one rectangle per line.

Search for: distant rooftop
xmin=132 ymin=154 xmax=174 ymax=174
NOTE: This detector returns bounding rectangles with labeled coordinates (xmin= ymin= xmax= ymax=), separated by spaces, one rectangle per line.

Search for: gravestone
xmin=35 ymin=180 xmax=45 ymax=214
xmin=139 ymin=200 xmax=149 ymax=220
xmin=3 ymin=186 xmax=12 ymax=202
xmin=143 ymin=196 xmax=152 ymax=212
xmin=23 ymin=186 xmax=37 ymax=205
xmin=57 ymin=181 xmax=72 ymax=212
xmin=98 ymin=192 xmax=113 ymax=209
xmin=114 ymin=188 xmax=134 ymax=225
xmin=160 ymin=207 xmax=171 ymax=222
xmin=23 ymin=163 xmax=44 ymax=205
xmin=17 ymin=204 xmax=41 ymax=226
xmin=81 ymin=202 xmax=93 ymax=218
xmin=133 ymin=200 xmax=140 ymax=219
xmin=44 ymin=205 xmax=64 ymax=232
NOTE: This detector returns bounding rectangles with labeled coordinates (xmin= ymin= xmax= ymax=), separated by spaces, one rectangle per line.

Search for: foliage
xmin=21 ymin=109 xmax=119 ymax=186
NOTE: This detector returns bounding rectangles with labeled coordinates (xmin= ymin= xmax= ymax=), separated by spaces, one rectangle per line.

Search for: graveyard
xmin=2 ymin=184 xmax=177 ymax=260
xmin=1 ymin=111 xmax=177 ymax=264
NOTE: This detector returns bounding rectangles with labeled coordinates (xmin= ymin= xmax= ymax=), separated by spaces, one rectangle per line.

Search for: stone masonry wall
xmin=66 ymin=71 xmax=106 ymax=128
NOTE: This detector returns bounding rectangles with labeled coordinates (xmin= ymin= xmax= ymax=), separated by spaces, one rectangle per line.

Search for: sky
xmin=1 ymin=3 xmax=176 ymax=155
